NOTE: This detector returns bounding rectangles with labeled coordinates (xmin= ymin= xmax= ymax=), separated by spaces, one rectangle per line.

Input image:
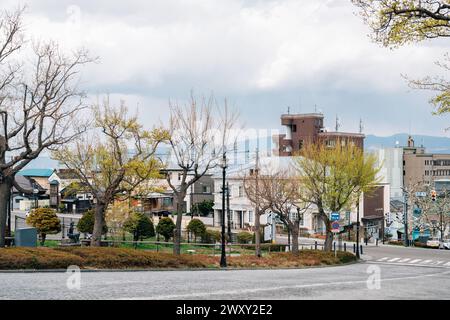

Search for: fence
xmin=13 ymin=214 xmax=81 ymax=241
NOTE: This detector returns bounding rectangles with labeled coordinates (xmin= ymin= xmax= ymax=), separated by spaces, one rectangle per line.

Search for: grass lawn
xmin=0 ymin=247 xmax=357 ymax=270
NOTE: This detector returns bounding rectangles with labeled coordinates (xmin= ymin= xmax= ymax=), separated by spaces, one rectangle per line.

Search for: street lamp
xmin=220 ymin=152 xmax=227 ymax=268
xmin=401 ymin=187 xmax=409 ymax=247
xmin=33 ymin=182 xmax=39 ymax=209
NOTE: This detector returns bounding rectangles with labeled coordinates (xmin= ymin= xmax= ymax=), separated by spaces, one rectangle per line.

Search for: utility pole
xmin=226 ymin=182 xmax=232 ymax=242
xmin=220 ymin=152 xmax=227 ymax=268
xmin=356 ymin=199 xmax=361 ymax=259
xmin=404 ymin=188 xmax=409 ymax=247
xmin=255 ymin=148 xmax=261 ymax=258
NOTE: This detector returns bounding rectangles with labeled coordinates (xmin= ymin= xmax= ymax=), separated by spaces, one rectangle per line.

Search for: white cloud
xmin=3 ymin=0 xmax=448 ymax=135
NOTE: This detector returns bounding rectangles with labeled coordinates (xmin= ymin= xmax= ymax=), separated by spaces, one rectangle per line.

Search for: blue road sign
xmin=332 ymin=221 xmax=340 ymax=233
xmin=331 ymin=212 xmax=340 ymax=221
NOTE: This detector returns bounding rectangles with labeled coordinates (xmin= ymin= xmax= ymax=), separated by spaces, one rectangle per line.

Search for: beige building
xmin=403 ymin=136 xmax=450 ymax=187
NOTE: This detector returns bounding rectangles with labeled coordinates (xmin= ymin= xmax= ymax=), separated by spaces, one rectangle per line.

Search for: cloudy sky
xmin=5 ymin=0 xmax=449 ymax=137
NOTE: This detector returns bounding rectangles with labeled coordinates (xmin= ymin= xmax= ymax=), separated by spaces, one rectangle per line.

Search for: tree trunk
xmin=91 ymin=202 xmax=106 ymax=246
xmin=173 ymin=193 xmax=185 ymax=255
xmin=39 ymin=233 xmax=46 ymax=246
xmin=254 ymin=211 xmax=261 ymax=258
xmin=323 ymin=214 xmax=333 ymax=252
xmin=291 ymin=224 xmax=300 ymax=255
xmin=0 ymin=178 xmax=13 ymax=247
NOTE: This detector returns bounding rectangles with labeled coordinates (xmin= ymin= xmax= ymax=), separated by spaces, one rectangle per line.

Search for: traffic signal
xmin=431 ymin=190 xmax=437 ymax=202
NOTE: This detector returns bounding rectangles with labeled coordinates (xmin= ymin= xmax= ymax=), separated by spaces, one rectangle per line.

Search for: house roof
xmin=18 ymin=168 xmax=54 ymax=178
xmin=55 ymin=169 xmax=80 ymax=180
xmin=12 ymin=176 xmax=46 ymax=194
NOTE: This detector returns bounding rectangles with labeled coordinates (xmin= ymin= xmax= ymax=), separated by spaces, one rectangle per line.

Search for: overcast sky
xmin=6 ymin=0 xmax=450 ymax=137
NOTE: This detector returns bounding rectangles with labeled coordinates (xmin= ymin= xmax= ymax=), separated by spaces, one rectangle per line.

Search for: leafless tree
xmin=165 ymin=93 xmax=238 ymax=255
xmin=0 ymin=8 xmax=94 ymax=246
xmin=256 ymin=168 xmax=311 ymax=255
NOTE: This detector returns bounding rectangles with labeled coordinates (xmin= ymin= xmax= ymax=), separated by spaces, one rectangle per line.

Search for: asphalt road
xmin=0 ymin=245 xmax=449 ymax=300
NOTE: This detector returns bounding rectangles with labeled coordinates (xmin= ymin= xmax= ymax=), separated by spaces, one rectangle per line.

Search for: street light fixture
xmin=220 ymin=152 xmax=227 ymax=268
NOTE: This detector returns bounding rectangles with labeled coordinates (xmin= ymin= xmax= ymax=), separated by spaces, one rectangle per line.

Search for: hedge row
xmin=0 ymin=247 xmax=357 ymax=270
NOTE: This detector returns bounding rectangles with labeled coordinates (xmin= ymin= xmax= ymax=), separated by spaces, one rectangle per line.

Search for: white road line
xmin=377 ymin=257 xmax=389 ymax=262
xmin=434 ymin=261 xmax=444 ymax=265
xmin=388 ymin=258 xmax=401 ymax=262
xmin=120 ymin=270 xmax=450 ymax=300
xmin=398 ymin=258 xmax=411 ymax=263
xmin=445 ymin=262 xmax=450 ymax=266
xmin=409 ymin=259 xmax=422 ymax=264
xmin=422 ymin=260 xmax=433 ymax=264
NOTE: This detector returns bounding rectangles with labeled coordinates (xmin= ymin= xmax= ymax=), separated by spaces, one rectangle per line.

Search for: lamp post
xmin=33 ymin=183 xmax=39 ymax=209
xmin=403 ymin=187 xmax=409 ymax=247
xmin=220 ymin=152 xmax=227 ymax=268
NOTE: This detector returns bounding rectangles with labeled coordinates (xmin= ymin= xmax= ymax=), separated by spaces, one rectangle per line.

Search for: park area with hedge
xmin=0 ymin=247 xmax=357 ymax=270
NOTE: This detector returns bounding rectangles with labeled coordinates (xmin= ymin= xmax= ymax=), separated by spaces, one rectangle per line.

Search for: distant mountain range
xmin=21 ymin=133 xmax=450 ymax=170
xmin=365 ymin=133 xmax=450 ymax=154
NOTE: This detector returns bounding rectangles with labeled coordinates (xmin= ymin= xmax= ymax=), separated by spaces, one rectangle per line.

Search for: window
xmin=326 ymin=139 xmax=336 ymax=148
xmin=292 ymin=124 xmax=297 ymax=132
xmin=202 ymin=186 xmax=211 ymax=194
xmin=248 ymin=211 xmax=253 ymax=223
xmin=178 ymin=173 xmax=182 ymax=181
xmin=298 ymin=140 xmax=304 ymax=150
xmin=238 ymin=186 xmax=243 ymax=197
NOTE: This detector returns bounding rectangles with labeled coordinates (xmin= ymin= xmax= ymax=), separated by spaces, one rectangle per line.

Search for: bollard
xmin=333 ymin=242 xmax=336 ymax=252
xmin=344 ymin=243 xmax=347 ymax=252
xmin=376 ymin=239 xmax=379 ymax=246
xmin=315 ymin=241 xmax=318 ymax=250
xmin=360 ymin=245 xmax=363 ymax=255
xmin=353 ymin=243 xmax=356 ymax=253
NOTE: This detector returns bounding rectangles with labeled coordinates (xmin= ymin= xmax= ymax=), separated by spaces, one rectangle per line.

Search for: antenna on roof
xmin=335 ymin=115 xmax=341 ymax=132
xmin=359 ymin=118 xmax=364 ymax=134
xmin=287 ymin=106 xmax=290 ymax=115
xmin=314 ymin=104 xmax=317 ymax=113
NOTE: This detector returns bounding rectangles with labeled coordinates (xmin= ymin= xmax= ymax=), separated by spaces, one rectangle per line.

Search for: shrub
xmin=186 ymin=219 xmax=206 ymax=242
xmin=201 ymin=229 xmax=222 ymax=243
xmin=156 ymin=217 xmax=175 ymax=241
xmin=191 ymin=200 xmax=214 ymax=216
xmin=77 ymin=210 xmax=107 ymax=235
xmin=123 ymin=212 xmax=155 ymax=241
xmin=26 ymin=208 xmax=61 ymax=245
xmin=237 ymin=231 xmax=253 ymax=244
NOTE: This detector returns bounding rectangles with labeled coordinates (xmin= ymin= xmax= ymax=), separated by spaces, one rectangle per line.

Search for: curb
xmin=0 ymin=260 xmax=361 ymax=274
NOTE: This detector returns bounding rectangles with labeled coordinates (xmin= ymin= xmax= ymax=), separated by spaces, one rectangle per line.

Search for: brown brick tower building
xmin=275 ymin=113 xmax=365 ymax=156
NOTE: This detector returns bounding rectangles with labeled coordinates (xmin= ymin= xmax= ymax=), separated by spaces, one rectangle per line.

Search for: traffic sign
xmin=331 ymin=221 xmax=340 ymax=233
xmin=415 ymin=192 xmax=427 ymax=197
xmin=330 ymin=212 xmax=340 ymax=221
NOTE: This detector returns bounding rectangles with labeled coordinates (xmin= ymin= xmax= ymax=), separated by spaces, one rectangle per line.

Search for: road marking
xmin=445 ymin=262 xmax=450 ymax=266
xmin=398 ymin=258 xmax=411 ymax=263
xmin=409 ymin=259 xmax=422 ymax=264
xmin=377 ymin=257 xmax=389 ymax=262
xmin=388 ymin=258 xmax=401 ymax=262
xmin=422 ymin=260 xmax=433 ymax=264
xmin=434 ymin=261 xmax=444 ymax=265
xmin=120 ymin=270 xmax=450 ymax=300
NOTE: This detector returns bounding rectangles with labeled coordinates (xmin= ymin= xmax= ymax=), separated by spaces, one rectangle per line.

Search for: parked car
xmin=443 ymin=239 xmax=450 ymax=250
xmin=426 ymin=238 xmax=441 ymax=248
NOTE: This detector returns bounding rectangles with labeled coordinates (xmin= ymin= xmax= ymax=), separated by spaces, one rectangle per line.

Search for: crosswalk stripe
xmin=398 ymin=258 xmax=411 ymax=263
xmin=388 ymin=258 xmax=401 ymax=262
xmin=377 ymin=257 xmax=389 ymax=262
xmin=409 ymin=259 xmax=422 ymax=264
xmin=434 ymin=261 xmax=444 ymax=265
xmin=422 ymin=260 xmax=433 ymax=264
xmin=444 ymin=262 xmax=450 ymax=266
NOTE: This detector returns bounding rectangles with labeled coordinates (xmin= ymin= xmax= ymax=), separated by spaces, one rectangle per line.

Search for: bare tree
xmin=257 ymin=168 xmax=311 ymax=255
xmin=243 ymin=165 xmax=271 ymax=258
xmin=408 ymin=181 xmax=450 ymax=242
xmin=0 ymin=8 xmax=94 ymax=246
xmin=165 ymin=93 xmax=238 ymax=255
xmin=53 ymin=100 xmax=168 ymax=246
